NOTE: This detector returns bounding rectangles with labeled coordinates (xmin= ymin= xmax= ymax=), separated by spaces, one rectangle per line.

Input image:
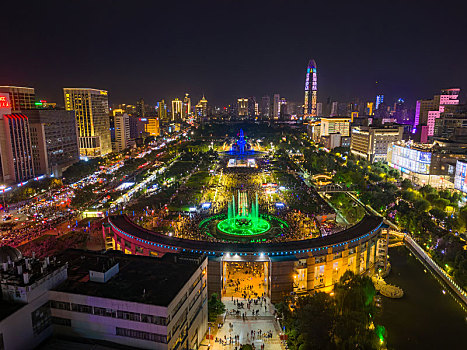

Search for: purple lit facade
xmin=304 ymin=59 xmax=317 ymax=118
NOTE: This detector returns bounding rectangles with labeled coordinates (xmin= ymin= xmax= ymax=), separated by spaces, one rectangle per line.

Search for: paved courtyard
xmin=201 ymin=297 xmax=285 ymax=350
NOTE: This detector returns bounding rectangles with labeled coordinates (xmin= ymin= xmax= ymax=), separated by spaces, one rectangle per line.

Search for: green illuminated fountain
xmin=217 ymin=191 xmax=271 ymax=236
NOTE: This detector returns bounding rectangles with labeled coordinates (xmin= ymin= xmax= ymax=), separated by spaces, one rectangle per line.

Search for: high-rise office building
xmin=237 ymin=98 xmax=248 ymax=117
xmin=316 ymin=102 xmax=323 ymax=117
xmin=0 ymin=93 xmax=35 ymax=183
xmin=115 ymin=103 xmax=137 ymax=116
xmin=415 ymin=88 xmax=460 ymax=138
xmin=63 ymin=88 xmax=112 ymax=158
xmin=0 ymin=86 xmax=36 ymax=113
xmin=195 ymin=95 xmax=208 ymax=118
xmin=279 ymin=97 xmax=287 ymax=120
xmin=114 ymin=113 xmax=131 ymax=152
xmin=376 ymin=95 xmax=384 ymax=110
xmin=330 ymin=101 xmax=339 ymax=116
xmin=136 ymin=98 xmax=145 ymax=118
xmin=26 ymin=109 xmax=79 ymax=177
xmin=273 ymin=94 xmax=280 ymax=120
xmin=128 ymin=115 xmax=146 ymax=139
xmin=157 ymin=100 xmax=168 ymax=121
xmin=351 ymin=125 xmax=404 ymax=163
xmin=247 ymin=97 xmax=258 ymax=118
xmin=303 ymin=59 xmax=317 ymax=119
xmin=183 ymin=93 xmax=191 ymax=119
xmin=171 ymin=98 xmax=183 ymax=121
xmin=261 ymin=96 xmax=270 ymax=119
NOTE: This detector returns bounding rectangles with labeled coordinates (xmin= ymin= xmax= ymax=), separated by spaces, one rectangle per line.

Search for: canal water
xmin=377 ymin=246 xmax=466 ymax=349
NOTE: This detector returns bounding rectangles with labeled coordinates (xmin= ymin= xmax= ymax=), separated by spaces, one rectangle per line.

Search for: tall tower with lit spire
xmin=304 ymin=59 xmax=317 ymax=119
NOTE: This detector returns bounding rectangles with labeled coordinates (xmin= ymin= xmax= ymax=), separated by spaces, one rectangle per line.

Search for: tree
xmin=400 ymin=178 xmax=412 ymax=190
xmin=294 ymin=293 xmax=335 ymax=349
xmin=401 ymin=189 xmax=418 ymax=202
xmin=429 ymin=207 xmax=446 ymax=222
xmin=208 ymin=293 xmax=225 ymax=322
xmin=278 ymin=272 xmax=383 ymax=350
xmin=425 ymin=192 xmax=439 ymax=203
xmin=414 ymin=198 xmax=431 ymax=212
xmin=459 ymin=208 xmax=467 ymax=230
xmin=433 ymin=198 xmax=450 ymax=211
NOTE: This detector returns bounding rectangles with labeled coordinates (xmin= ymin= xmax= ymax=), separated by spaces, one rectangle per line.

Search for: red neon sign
xmin=0 ymin=96 xmax=10 ymax=108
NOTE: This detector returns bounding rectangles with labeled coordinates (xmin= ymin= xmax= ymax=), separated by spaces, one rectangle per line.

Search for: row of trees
xmin=393 ymin=184 xmax=467 ymax=289
xmin=276 ymin=271 xmax=385 ymax=350
xmin=6 ymin=178 xmax=63 ymax=204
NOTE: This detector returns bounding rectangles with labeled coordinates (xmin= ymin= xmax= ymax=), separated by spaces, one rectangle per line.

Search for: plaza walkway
xmin=201 ymin=297 xmax=285 ymax=350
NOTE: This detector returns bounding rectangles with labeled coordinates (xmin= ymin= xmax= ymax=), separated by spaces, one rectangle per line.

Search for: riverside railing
xmin=404 ymin=234 xmax=467 ymax=308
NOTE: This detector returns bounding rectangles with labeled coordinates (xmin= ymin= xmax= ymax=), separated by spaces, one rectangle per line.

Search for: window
xmin=117 ymin=310 xmax=140 ymax=322
xmin=50 ymin=300 xmax=71 ymax=311
xmin=116 ymin=327 xmax=167 ymax=344
xmin=52 ymin=317 xmax=71 ymax=327
xmin=71 ymin=303 xmax=93 ymax=314
xmin=104 ymin=308 xmax=117 ymax=318
xmin=141 ymin=314 xmax=166 ymax=325
xmin=31 ymin=303 xmax=51 ymax=335
xmin=315 ymin=256 xmax=326 ymax=264
xmin=93 ymin=307 xmax=106 ymax=316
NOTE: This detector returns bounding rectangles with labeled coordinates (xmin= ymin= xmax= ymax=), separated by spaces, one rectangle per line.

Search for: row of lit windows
xmin=50 ymin=300 xmax=167 ymax=325
xmin=116 ymin=326 xmax=167 ymax=344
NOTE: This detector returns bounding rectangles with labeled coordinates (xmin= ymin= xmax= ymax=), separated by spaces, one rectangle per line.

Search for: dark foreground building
xmin=0 ymin=247 xmax=207 ymax=350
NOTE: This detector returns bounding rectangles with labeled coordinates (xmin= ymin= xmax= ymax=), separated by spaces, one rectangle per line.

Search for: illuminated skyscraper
xmin=0 ymin=86 xmax=36 ymax=112
xmin=376 ymin=95 xmax=384 ymax=110
xmin=195 ymin=95 xmax=208 ymax=118
xmin=303 ymin=59 xmax=317 ymax=118
xmin=157 ymin=100 xmax=168 ymax=121
xmin=171 ymin=98 xmax=183 ymax=121
xmin=237 ymin=98 xmax=248 ymax=117
xmin=183 ymin=93 xmax=191 ymax=119
xmin=261 ymin=96 xmax=270 ymax=119
xmin=415 ymin=88 xmax=460 ymax=138
xmin=0 ymin=93 xmax=35 ymax=183
xmin=136 ymin=98 xmax=145 ymax=118
xmin=247 ymin=97 xmax=258 ymax=118
xmin=114 ymin=113 xmax=131 ymax=152
xmin=63 ymin=88 xmax=112 ymax=158
xmin=279 ymin=97 xmax=287 ymax=120
xmin=273 ymin=94 xmax=280 ymax=120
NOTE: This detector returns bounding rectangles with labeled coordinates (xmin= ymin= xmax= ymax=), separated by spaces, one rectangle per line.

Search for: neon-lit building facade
xmin=414 ymin=88 xmax=460 ymax=138
xmin=103 ymin=214 xmax=387 ymax=302
xmin=375 ymin=95 xmax=384 ymax=110
xmin=454 ymin=160 xmax=467 ymax=194
xmin=304 ymin=59 xmax=317 ymax=118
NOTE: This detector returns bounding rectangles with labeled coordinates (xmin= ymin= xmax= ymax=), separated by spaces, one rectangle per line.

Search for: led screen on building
xmin=454 ymin=160 xmax=467 ymax=193
xmin=390 ymin=145 xmax=431 ymax=174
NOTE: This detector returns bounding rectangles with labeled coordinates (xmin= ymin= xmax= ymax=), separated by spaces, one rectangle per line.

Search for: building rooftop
xmin=53 ymin=249 xmax=205 ymax=307
xmin=0 ymin=245 xmax=22 ymax=264
xmin=0 ymin=300 xmax=24 ymax=321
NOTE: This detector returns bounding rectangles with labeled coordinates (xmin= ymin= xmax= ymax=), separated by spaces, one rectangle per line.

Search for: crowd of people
xmin=214 ymin=329 xmax=273 ymax=350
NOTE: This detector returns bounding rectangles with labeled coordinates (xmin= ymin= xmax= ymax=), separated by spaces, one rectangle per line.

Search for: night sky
xmin=2 ymin=0 xmax=467 ymax=107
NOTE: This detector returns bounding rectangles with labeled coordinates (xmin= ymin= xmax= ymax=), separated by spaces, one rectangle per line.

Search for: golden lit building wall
xmin=63 ymin=88 xmax=112 ymax=158
xmin=145 ymin=117 xmax=160 ymax=137
xmin=171 ymin=98 xmax=183 ymax=121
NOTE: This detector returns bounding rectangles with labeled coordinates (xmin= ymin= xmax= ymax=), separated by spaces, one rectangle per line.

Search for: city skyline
xmin=2 ymin=1 xmax=467 ymax=106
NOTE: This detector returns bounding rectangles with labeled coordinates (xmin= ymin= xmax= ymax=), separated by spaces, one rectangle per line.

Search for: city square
xmin=1 ymin=1 xmax=467 ymax=350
